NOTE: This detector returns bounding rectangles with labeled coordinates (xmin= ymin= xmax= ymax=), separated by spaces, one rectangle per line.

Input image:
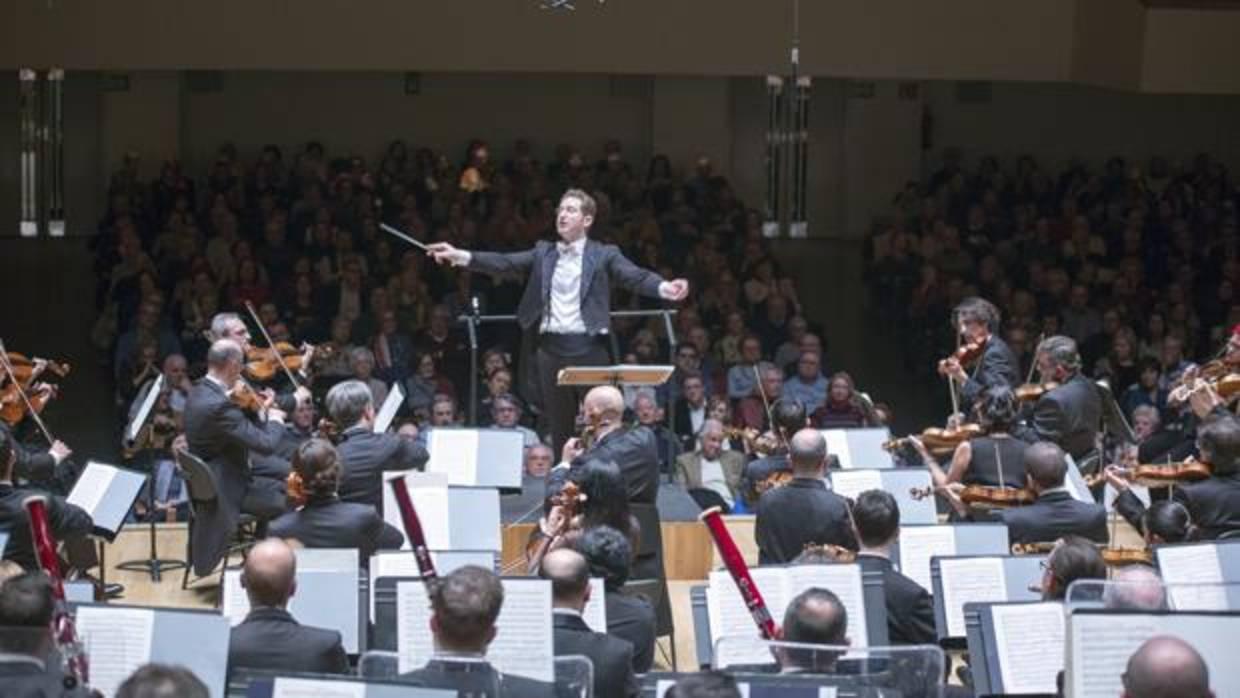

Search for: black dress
xmin=963 ymin=434 xmax=1028 ymax=489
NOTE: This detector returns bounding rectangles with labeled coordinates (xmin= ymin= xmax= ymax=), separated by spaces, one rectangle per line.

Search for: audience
xmin=674 ymin=419 xmax=745 ymax=512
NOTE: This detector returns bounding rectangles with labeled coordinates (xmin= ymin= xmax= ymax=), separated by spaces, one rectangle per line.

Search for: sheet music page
xmin=785 ymin=564 xmax=869 ymax=646
xmin=396 ymin=581 xmax=435 ymax=674
xmin=382 ymin=471 xmax=449 ymax=549
xmin=1157 ymin=544 xmax=1228 ymax=610
xmin=221 ymin=570 xmax=250 ymax=625
xmin=820 ymin=430 xmax=853 ymax=469
xmin=373 ymin=381 xmax=405 ymax=434
xmin=296 ymin=548 xmax=359 ymax=572
xmin=828 ymin=470 xmax=884 ymax=501
xmin=582 ymin=578 xmax=607 ymax=631
xmin=939 ymin=557 xmax=1007 ymax=637
xmin=407 ymin=486 xmax=452 ymax=550
xmin=66 ymin=461 xmax=116 ymax=518
xmin=990 ymin=602 xmax=1064 ymax=695
xmin=1068 ymin=614 xmax=1161 ymax=698
xmin=898 ymin=526 xmax=957 ymax=592
xmin=1104 ymin=482 xmax=1149 ymax=512
xmin=429 ymin=429 xmax=481 ymax=485
xmin=488 ymin=579 xmax=555 ymax=682
xmin=370 ymin=551 xmax=494 ymax=618
xmin=76 ymin=606 xmax=155 ymax=698
xmin=272 ymin=677 xmax=366 ymax=698
xmin=126 ymin=373 xmax=164 ymax=442
xmin=706 ymin=567 xmax=789 ymax=667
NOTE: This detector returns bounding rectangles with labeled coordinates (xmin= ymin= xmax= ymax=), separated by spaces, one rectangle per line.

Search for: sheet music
xmin=820 ymin=430 xmax=853 ymax=469
xmin=369 ymin=551 xmax=494 ymax=617
xmin=488 ymin=579 xmax=555 ymax=682
xmin=221 ymin=569 xmax=249 ymax=625
xmin=785 ymin=564 xmax=869 ymax=647
xmin=828 ymin=469 xmax=883 ymax=501
xmin=77 ymin=606 xmax=155 ymax=698
xmin=707 ymin=567 xmax=789 ymax=666
xmin=126 ymin=373 xmax=164 ymax=442
xmin=373 ymin=382 xmax=405 ymax=434
xmin=1157 ymin=544 xmax=1228 ymax=610
xmin=939 ymin=558 xmax=1007 ymax=637
xmin=428 ymin=430 xmax=481 ymax=485
xmin=66 ymin=461 xmax=116 ymax=518
xmin=1069 ymin=614 xmax=1162 ymax=698
xmin=898 ymin=526 xmax=957 ymax=592
xmin=396 ymin=581 xmax=436 ymax=674
xmin=1104 ymin=482 xmax=1149 ymax=512
xmin=583 ymin=578 xmax=607 ymax=632
xmin=403 ymin=486 xmax=450 ymax=550
xmin=272 ymin=677 xmax=366 ymax=698
xmin=991 ymin=602 xmax=1064 ymax=695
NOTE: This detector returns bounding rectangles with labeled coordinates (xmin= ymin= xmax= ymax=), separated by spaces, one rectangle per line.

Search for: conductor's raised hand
xmin=659 ymin=278 xmax=690 ymax=302
xmin=427 ymin=242 xmax=470 ymax=267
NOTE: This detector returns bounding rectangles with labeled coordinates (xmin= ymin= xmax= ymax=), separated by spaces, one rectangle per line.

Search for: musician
xmin=1038 ymin=535 xmax=1106 ymax=601
xmin=541 ymin=549 xmax=639 ymax=698
xmin=672 ymin=371 xmax=709 ymax=452
xmin=1019 ymin=335 xmax=1101 ymax=462
xmin=327 ymin=380 xmax=429 ymax=514
xmin=847 ymin=490 xmax=935 ymax=645
xmin=0 ymin=421 xmax=73 ymax=493
xmin=1108 ymin=414 xmax=1240 ymax=539
xmin=269 ymin=439 xmax=404 ymax=561
xmin=427 ymin=189 xmax=689 ymax=455
xmin=0 ymin=429 xmax=93 ymax=571
xmin=913 ymin=386 xmax=1027 ymax=491
xmin=0 ymin=572 xmax=94 ymax=697
xmin=937 ymin=297 xmax=1019 ymax=414
xmin=561 ymin=386 xmax=660 ymax=505
xmin=632 ymin=389 xmax=680 ymax=476
xmin=740 ymin=398 xmax=807 ymax=506
xmin=734 ymin=362 xmax=783 ymax=432
xmin=777 ymin=587 xmax=848 ymax=674
xmin=1122 ymin=635 xmax=1214 ymax=698
xmin=183 ymin=339 xmax=290 ymax=577
xmin=577 ymin=525 xmax=657 ymax=673
xmin=674 ymin=419 xmax=746 ymax=512
xmin=397 ymin=565 xmax=556 ymax=697
xmin=227 ymin=539 xmax=350 ymax=676
xmin=754 ymin=429 xmax=857 ymax=565
xmin=1138 ymin=500 xmax=1198 ymax=545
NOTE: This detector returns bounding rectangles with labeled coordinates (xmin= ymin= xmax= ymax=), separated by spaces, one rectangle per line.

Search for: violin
xmin=801 ymin=543 xmax=857 ymax=563
xmin=939 ymin=339 xmax=985 ymax=373
xmin=1111 ymin=459 xmax=1213 ymax=487
xmin=245 ymin=342 xmax=333 ymax=383
xmin=725 ymin=426 xmax=782 ymax=457
xmin=884 ymin=423 xmax=983 ymax=457
xmin=3 ymin=353 xmax=71 ymax=384
xmin=1169 ymin=371 xmax=1240 ymax=404
xmin=1010 ymin=541 xmax=1056 ymax=555
xmin=228 ymin=382 xmax=270 ymax=415
xmin=1100 ymin=547 xmax=1153 ymax=566
xmin=911 ymin=483 xmax=1035 ymax=508
xmin=0 ymin=382 xmax=57 ymax=428
xmin=754 ymin=469 xmax=794 ymax=496
xmin=1014 ymin=381 xmax=1059 ymax=402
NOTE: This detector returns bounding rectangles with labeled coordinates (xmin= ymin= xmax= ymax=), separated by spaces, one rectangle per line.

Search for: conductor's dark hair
xmin=665 ymin=670 xmax=742 ymax=698
xmin=851 ymin=490 xmax=900 ymax=548
xmin=0 ymin=572 xmax=54 ymax=654
xmin=772 ymin=398 xmax=807 ymax=435
xmin=1199 ymin=415 xmax=1240 ymax=475
xmin=576 ymin=525 xmax=632 ymax=592
xmin=978 ymin=386 xmax=1019 ymax=431
xmin=116 ymin=664 xmax=210 ymax=698
xmin=1143 ymin=500 xmax=1198 ymax=543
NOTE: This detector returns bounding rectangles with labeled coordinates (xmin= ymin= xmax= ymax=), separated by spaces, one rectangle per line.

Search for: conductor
xmin=428 ymin=189 xmax=689 ymax=453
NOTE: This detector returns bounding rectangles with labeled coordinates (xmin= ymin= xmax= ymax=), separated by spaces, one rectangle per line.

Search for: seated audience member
xmin=417 ymin=393 xmax=460 ymax=449
xmin=782 ymin=350 xmax=828 ymax=414
xmin=665 ymin=671 xmax=742 ymax=698
xmin=1109 ymin=415 xmax=1240 ymax=539
xmin=1121 ymin=358 xmax=1169 ymax=424
xmin=847 ymin=490 xmax=935 ymax=645
xmin=1129 ymin=404 xmax=1180 ymax=464
xmin=118 ymin=663 xmax=210 ymax=698
xmin=755 ymin=429 xmax=857 ymax=564
xmin=270 ymin=438 xmax=404 ymax=560
xmin=674 ymin=419 xmax=745 ymax=512
xmin=228 ymin=538 xmax=349 ymax=676
xmin=1038 ymin=535 xmax=1107 ymax=601
xmin=275 ymin=398 xmax=317 ymax=460
xmin=577 ymin=526 xmax=656 ymax=673
xmin=735 ymin=362 xmax=784 ymax=431
xmin=633 ymin=389 xmax=681 ymax=476
xmin=348 ymin=347 xmax=389 ymax=409
xmin=398 ymin=566 xmax=555 ymax=697
xmin=0 ymin=428 xmax=93 ymax=571
xmin=1105 ymin=565 xmax=1168 ymax=610
xmin=541 ymin=549 xmax=638 ymax=698
xmin=328 ymin=380 xmax=428 ymax=513
xmin=1122 ymin=635 xmax=1214 ymax=698
xmin=740 ymin=398 xmax=806 ymax=505
xmin=672 ymin=371 xmax=710 ymax=452
xmin=491 ymin=394 xmax=540 ymax=449
xmin=525 ymin=444 xmax=554 ymax=479
xmin=811 ymin=372 xmax=875 ymax=429
xmin=778 ymin=587 xmax=849 ymax=674
xmin=0 ymin=572 xmax=93 ymax=697
xmin=477 ymin=368 xmax=518 ymax=428
xmin=726 ymin=335 xmax=764 ymax=400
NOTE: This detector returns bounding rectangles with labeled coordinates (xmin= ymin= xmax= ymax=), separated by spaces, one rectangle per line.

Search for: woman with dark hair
xmin=912 ymin=386 xmax=1027 ymax=490
xmin=811 ymin=372 xmax=877 ymax=429
xmin=526 ymin=461 xmax=642 ymax=574
xmin=268 ymin=439 xmax=404 ymax=561
xmin=1141 ymin=500 xmax=1199 ymax=545
xmin=1040 ymin=535 xmax=1107 ymax=601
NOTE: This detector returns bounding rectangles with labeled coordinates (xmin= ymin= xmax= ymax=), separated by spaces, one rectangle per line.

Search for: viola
xmin=910 ymin=483 xmax=1035 ymax=508
xmin=228 ymin=382 xmax=270 ymax=415
xmin=245 ymin=342 xmax=332 ymax=382
xmin=1015 ymin=381 xmax=1059 ymax=402
xmin=884 ymin=423 xmax=983 ymax=457
xmin=1115 ymin=459 xmax=1213 ymax=487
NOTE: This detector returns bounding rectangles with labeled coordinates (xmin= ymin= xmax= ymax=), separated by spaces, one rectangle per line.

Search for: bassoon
xmin=24 ymin=494 xmax=91 ymax=689
xmin=387 ymin=475 xmax=438 ymax=583
xmin=699 ymin=505 xmax=778 ymax=639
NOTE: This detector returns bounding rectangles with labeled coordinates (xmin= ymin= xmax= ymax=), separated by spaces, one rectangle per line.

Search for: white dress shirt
xmin=541 ymin=237 xmax=587 ymax=334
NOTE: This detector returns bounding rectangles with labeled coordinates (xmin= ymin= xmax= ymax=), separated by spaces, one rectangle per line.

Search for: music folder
xmin=891 ymin=523 xmax=1010 ymax=593
xmin=124 ymin=373 xmax=164 ymax=444
xmin=381 ymin=471 xmax=501 ymax=552
xmin=65 ymin=460 xmax=146 ymax=541
xmin=73 ymin=603 xmax=230 ymax=698
xmin=965 ymin=600 xmax=1065 ymax=696
xmin=828 ymin=467 xmax=936 ymax=523
xmin=557 ymin=364 xmax=674 ymax=386
xmin=1154 ymin=539 xmax=1240 ymax=610
xmin=425 ymin=428 xmax=524 ymax=489
xmin=368 ymin=550 xmax=496 ymax=618
xmin=931 ymin=554 xmax=1045 ymax=645
xmin=820 ymin=427 xmax=895 ymax=469
xmin=373 ymin=381 xmax=406 ymax=433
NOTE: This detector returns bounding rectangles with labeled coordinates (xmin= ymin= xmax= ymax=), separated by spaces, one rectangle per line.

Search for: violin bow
xmin=0 ymin=339 xmax=56 ymax=444
xmin=752 ymin=364 xmax=787 ymax=451
xmin=1025 ymin=333 xmax=1045 ymax=385
xmin=243 ymin=301 xmax=303 ymax=389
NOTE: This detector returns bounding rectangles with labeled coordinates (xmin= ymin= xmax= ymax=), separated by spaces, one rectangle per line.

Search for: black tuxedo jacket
xmin=335 ymin=426 xmax=428 ymax=514
xmin=570 ymin=426 xmax=660 ymax=504
xmin=857 ymin=554 xmax=936 ymax=645
xmin=605 ymin=590 xmax=657 ymax=673
xmin=0 ymin=659 xmax=94 ymax=698
xmin=755 ymin=477 xmax=857 ymax=565
xmin=0 ymin=483 xmax=92 ymax=570
xmin=227 ymin=607 xmax=349 ymax=676
xmin=1116 ymin=473 xmax=1240 ymax=540
xmin=468 ymin=239 xmax=665 ymax=333
xmin=1025 ymin=374 xmax=1101 ymax=460
xmin=552 ymin=612 xmax=638 ymax=698
xmin=960 ymin=336 xmax=1020 ymax=409
xmin=183 ymin=378 xmax=288 ymax=575
xmin=399 ymin=658 xmax=556 ymax=697
xmin=268 ymin=496 xmax=404 ymax=561
xmin=994 ymin=490 xmax=1108 ymax=545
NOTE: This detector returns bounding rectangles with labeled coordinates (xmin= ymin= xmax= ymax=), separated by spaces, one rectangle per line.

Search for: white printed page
xmin=76 ymin=606 xmax=155 ymax=698
xmin=221 ymin=570 xmax=250 ymax=626
xmin=1068 ymin=614 xmax=1161 ymax=698
xmin=1156 ymin=544 xmax=1228 ymax=610
xmin=429 ymin=429 xmax=481 ymax=485
xmin=396 ymin=581 xmax=436 ymax=674
xmin=785 ymin=564 xmax=869 ymax=647
xmin=821 ymin=430 xmax=853 ymax=469
xmin=272 ymin=677 xmax=366 ymax=698
xmin=1104 ymin=482 xmax=1149 ymax=512
xmin=939 ymin=557 xmax=1007 ymax=637
xmin=381 ymin=471 xmax=450 ymax=551
xmin=991 ymin=602 xmax=1064 ymax=695
xmin=67 ymin=461 xmax=116 ymax=518
xmin=582 ymin=578 xmax=607 ymax=632
xmin=898 ymin=526 xmax=957 ymax=592
xmin=828 ymin=470 xmax=884 ymax=501
xmin=126 ymin=374 xmax=164 ymax=442
xmin=706 ymin=567 xmax=788 ymax=667
xmin=373 ymin=382 xmax=405 ymax=434
xmin=488 ymin=579 xmax=555 ymax=682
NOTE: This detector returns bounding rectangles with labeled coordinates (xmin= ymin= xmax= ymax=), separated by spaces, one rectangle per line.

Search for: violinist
xmin=937 ymin=297 xmax=1019 ymax=415
xmin=754 ymin=428 xmax=856 ymax=565
xmin=560 ymin=386 xmax=660 ymax=506
xmin=1037 ymin=536 xmax=1107 ymax=601
xmin=1018 ymin=335 xmax=1102 ymax=462
xmin=908 ymin=386 xmax=1027 ymax=494
xmin=734 ymin=362 xmax=782 ymax=432
xmin=327 ymin=380 xmax=429 ymax=514
xmin=210 ymin=312 xmax=312 ymax=411
xmin=846 ymin=490 xmax=936 ymax=645
xmin=0 ymin=427 xmax=93 ymax=572
xmin=739 ymin=398 xmax=806 ymax=506
xmin=1106 ymin=414 xmax=1240 ymax=540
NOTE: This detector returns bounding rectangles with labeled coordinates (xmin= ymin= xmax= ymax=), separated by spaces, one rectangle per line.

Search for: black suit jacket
xmin=605 ymin=591 xmax=657 ymax=673
xmin=755 ymin=478 xmax=858 ymax=565
xmin=0 ymin=483 xmax=92 ymax=570
xmin=399 ymin=658 xmax=556 ymax=698
xmin=268 ymin=496 xmax=404 ymax=560
xmin=1025 ymin=374 xmax=1101 ymax=460
xmin=960 ymin=336 xmax=1020 ymax=410
xmin=994 ymin=490 xmax=1108 ymax=545
xmin=1116 ymin=474 xmax=1240 ymax=540
xmin=552 ymin=612 xmax=638 ymax=698
xmin=227 ymin=607 xmax=349 ymax=676
xmin=0 ymin=659 xmax=93 ymax=698
xmin=183 ymin=378 xmax=288 ymax=575
xmin=335 ymin=426 xmax=428 ymax=514
xmin=468 ymin=239 xmax=665 ymax=333
xmin=671 ymin=398 xmax=707 ymax=451
xmin=571 ymin=426 xmax=660 ymax=504
xmin=857 ymin=554 xmax=936 ymax=645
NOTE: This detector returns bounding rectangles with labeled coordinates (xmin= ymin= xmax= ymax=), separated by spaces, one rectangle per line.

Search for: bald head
xmin=540 ymin=548 xmax=591 ymax=610
xmin=789 ymin=428 xmax=827 ymax=476
xmin=1123 ymin=636 xmax=1213 ymax=698
xmin=584 ymin=386 xmax=625 ymax=421
xmin=1105 ymin=565 xmax=1167 ymax=611
xmin=1024 ymin=441 xmax=1067 ymax=490
xmin=241 ymin=539 xmax=297 ymax=608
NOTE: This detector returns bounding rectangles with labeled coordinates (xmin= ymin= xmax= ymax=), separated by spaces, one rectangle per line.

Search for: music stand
xmin=556 ymin=364 xmax=674 ymax=387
